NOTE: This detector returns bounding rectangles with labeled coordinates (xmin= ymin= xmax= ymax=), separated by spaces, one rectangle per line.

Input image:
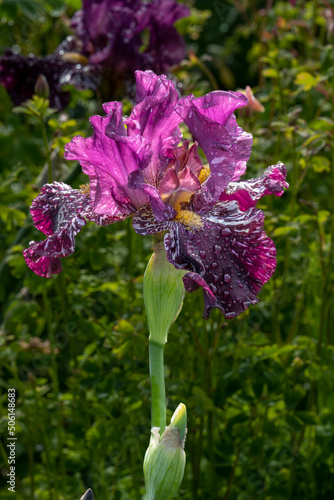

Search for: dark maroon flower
xmin=1 ymin=1 xmax=189 ymax=108
xmin=24 ymin=71 xmax=288 ymax=319
xmin=72 ymin=0 xmax=189 ymax=73
xmin=0 ymin=38 xmax=101 ymax=110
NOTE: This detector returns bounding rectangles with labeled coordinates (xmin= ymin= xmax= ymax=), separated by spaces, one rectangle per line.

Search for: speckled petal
xmin=164 ymin=201 xmax=277 ymax=319
xmin=125 ymin=71 xmax=182 ymax=185
xmin=175 ymin=91 xmax=249 ymax=204
xmin=221 ymin=163 xmax=289 ymax=210
xmin=23 ymin=182 xmax=117 ymax=277
xmin=132 ymin=204 xmax=172 ymax=236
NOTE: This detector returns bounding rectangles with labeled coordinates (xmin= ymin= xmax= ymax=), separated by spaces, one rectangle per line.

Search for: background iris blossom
xmin=0 ymin=0 xmax=189 ymax=109
xmin=23 ymin=70 xmax=288 ymax=319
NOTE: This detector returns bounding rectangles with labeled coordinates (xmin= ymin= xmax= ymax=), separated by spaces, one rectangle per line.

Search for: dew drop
xmin=233 ymin=300 xmax=236 ymax=304
xmin=231 ymin=238 xmax=237 ymax=247
xmin=224 ymin=291 xmax=229 ymax=297
xmin=212 ymin=262 xmax=218 ymax=269
xmin=238 ymin=283 xmax=243 ymax=288
xmin=225 ymin=312 xmax=236 ymax=319
xmin=224 ymin=237 xmax=229 ymax=242
xmin=210 ymin=284 xmax=217 ymax=294
xmin=213 ymin=274 xmax=219 ymax=283
xmin=214 ymin=245 xmax=222 ymax=253
xmin=243 ymin=301 xmax=251 ymax=309
xmin=224 ymin=274 xmax=231 ymax=283
xmin=199 ymin=250 xmax=206 ymax=259
xmin=221 ymin=228 xmax=232 ymax=236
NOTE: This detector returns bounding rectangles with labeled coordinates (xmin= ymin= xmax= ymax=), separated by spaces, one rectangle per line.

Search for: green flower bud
xmin=34 ymin=74 xmax=50 ymax=99
xmin=80 ymin=489 xmax=94 ymax=500
xmin=144 ymin=404 xmax=187 ymax=500
xmin=144 ymin=241 xmax=185 ymax=346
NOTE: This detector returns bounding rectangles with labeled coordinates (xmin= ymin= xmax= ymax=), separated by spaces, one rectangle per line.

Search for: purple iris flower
xmin=1 ymin=0 xmax=189 ymax=109
xmin=0 ymin=38 xmax=101 ymax=110
xmin=24 ymin=71 xmax=288 ymax=319
xmin=72 ymin=0 xmax=189 ymax=73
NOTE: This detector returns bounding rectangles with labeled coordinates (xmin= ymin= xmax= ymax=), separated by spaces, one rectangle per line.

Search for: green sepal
xmin=144 ymin=241 xmax=185 ymax=345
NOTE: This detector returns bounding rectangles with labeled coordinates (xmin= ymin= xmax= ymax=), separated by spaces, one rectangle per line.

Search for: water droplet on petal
xmin=213 ymin=274 xmax=219 ymax=283
xmin=243 ymin=301 xmax=251 ymax=309
xmin=224 ymin=274 xmax=231 ymax=283
xmin=214 ymin=245 xmax=222 ymax=253
xmin=224 ymin=291 xmax=229 ymax=297
xmin=231 ymin=238 xmax=237 ymax=247
xmin=212 ymin=262 xmax=218 ymax=269
xmin=210 ymin=284 xmax=217 ymax=294
xmin=199 ymin=250 xmax=206 ymax=259
xmin=225 ymin=312 xmax=236 ymax=319
xmin=221 ymin=228 xmax=232 ymax=236
xmin=238 ymin=283 xmax=243 ymax=288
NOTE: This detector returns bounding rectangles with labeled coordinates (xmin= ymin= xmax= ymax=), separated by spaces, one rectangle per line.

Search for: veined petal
xmin=221 ymin=163 xmax=289 ymax=210
xmin=23 ymin=182 xmax=117 ymax=278
xmin=125 ymin=70 xmax=182 ymax=185
xmin=132 ymin=205 xmax=172 ymax=236
xmin=175 ymin=91 xmax=249 ymax=203
xmin=164 ymin=201 xmax=277 ymax=319
xmin=65 ymin=101 xmax=152 ymax=217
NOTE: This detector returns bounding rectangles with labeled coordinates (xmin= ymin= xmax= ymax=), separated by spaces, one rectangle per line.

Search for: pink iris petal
xmin=23 ymin=182 xmax=117 ymax=278
xmin=175 ymin=91 xmax=249 ymax=204
xmin=159 ymin=166 xmax=201 ymax=197
xmin=125 ymin=71 xmax=182 ymax=185
xmin=164 ymin=201 xmax=277 ymax=319
xmin=65 ymin=101 xmax=152 ymax=217
xmin=220 ymin=163 xmax=289 ymax=211
xmin=226 ymin=115 xmax=253 ymax=181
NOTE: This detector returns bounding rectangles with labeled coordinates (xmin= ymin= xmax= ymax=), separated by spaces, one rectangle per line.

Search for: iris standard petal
xmin=23 ymin=182 xmax=117 ymax=278
xmin=175 ymin=91 xmax=249 ymax=204
xmin=164 ymin=201 xmax=277 ymax=319
xmin=65 ymin=102 xmax=152 ymax=217
xmin=221 ymin=163 xmax=289 ymax=211
xmin=125 ymin=71 xmax=182 ymax=184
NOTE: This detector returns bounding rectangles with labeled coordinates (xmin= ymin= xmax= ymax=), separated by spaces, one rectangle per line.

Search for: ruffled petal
xmin=221 ymin=163 xmax=289 ymax=210
xmin=175 ymin=91 xmax=249 ymax=204
xmin=125 ymin=70 xmax=182 ymax=185
xmin=65 ymin=101 xmax=153 ymax=217
xmin=164 ymin=201 xmax=277 ymax=319
xmin=23 ymin=182 xmax=117 ymax=277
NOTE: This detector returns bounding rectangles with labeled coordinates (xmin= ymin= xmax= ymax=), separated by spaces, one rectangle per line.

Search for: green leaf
xmin=294 ymin=72 xmax=321 ymax=91
xmin=286 ymin=414 xmax=304 ymax=432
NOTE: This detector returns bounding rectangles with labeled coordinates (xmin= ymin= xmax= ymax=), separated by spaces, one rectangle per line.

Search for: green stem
xmin=149 ymin=339 xmax=166 ymax=434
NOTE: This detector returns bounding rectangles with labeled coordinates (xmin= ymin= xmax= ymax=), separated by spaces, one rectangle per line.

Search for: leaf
xmin=294 ymin=72 xmax=321 ymax=91
xmin=272 ymin=226 xmax=298 ymax=237
xmin=286 ymin=414 xmax=304 ymax=432
xmin=262 ymin=68 xmax=279 ymax=78
xmin=311 ymin=156 xmax=331 ymax=173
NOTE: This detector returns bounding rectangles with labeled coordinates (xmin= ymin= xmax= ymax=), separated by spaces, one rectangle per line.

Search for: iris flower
xmin=72 ymin=0 xmax=190 ymax=74
xmin=1 ymin=0 xmax=189 ymax=109
xmin=24 ymin=70 xmax=288 ymax=319
xmin=0 ymin=38 xmax=100 ymax=110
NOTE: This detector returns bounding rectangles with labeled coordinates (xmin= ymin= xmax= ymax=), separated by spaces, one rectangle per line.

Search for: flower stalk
xmin=143 ymin=242 xmax=186 ymax=496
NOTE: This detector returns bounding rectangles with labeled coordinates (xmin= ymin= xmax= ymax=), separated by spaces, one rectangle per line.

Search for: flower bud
xmin=144 ymin=404 xmax=187 ymax=500
xmin=144 ymin=241 xmax=185 ymax=346
xmin=80 ymin=489 xmax=94 ymax=500
xmin=34 ymin=74 xmax=50 ymax=99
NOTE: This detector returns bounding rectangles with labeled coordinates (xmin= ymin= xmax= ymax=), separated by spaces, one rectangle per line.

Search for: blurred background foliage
xmin=1 ymin=0 xmax=334 ymax=499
